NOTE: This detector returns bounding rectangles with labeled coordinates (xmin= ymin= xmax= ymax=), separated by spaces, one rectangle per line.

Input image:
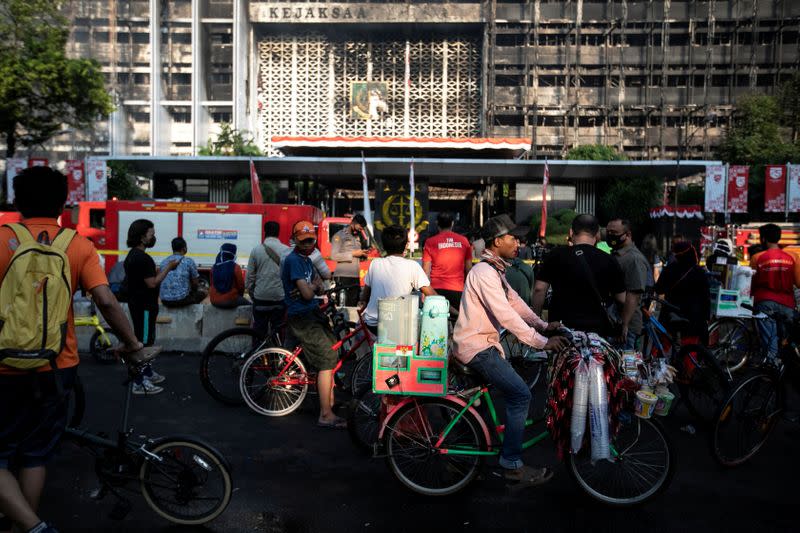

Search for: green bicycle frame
xmin=433 ymin=387 xmax=620 ymax=458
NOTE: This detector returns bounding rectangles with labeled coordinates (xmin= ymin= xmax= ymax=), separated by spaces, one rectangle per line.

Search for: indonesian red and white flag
xmin=539 ymin=160 xmax=550 ymax=238
xmin=250 ymin=160 xmax=263 ymax=204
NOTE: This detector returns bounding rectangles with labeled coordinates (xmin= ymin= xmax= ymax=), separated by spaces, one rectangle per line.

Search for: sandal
xmin=317 ymin=417 xmax=347 ymax=429
xmin=502 ymin=465 xmax=554 ymax=490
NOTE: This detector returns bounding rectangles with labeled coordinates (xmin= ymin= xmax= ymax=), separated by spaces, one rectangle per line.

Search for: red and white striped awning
xmin=649 ymin=205 xmax=704 ymax=219
xmin=271 ymin=135 xmax=532 ymax=152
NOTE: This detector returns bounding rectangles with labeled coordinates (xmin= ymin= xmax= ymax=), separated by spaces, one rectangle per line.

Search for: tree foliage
xmin=565 ymin=144 xmax=628 ymax=161
xmin=107 ymin=161 xmax=144 ymax=200
xmin=229 ymin=179 xmax=276 ymax=203
xmin=530 ymin=208 xmax=577 ymax=245
xmin=715 ymin=91 xmax=800 ymax=216
xmin=778 ymin=71 xmax=800 ymax=142
xmin=198 ymin=123 xmax=262 ymax=156
xmin=0 ymin=0 xmax=113 ymax=157
xmin=599 ymin=175 xmax=662 ymax=229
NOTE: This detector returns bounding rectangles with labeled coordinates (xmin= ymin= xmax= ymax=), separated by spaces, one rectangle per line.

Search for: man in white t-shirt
xmin=358 ymin=224 xmax=437 ymax=333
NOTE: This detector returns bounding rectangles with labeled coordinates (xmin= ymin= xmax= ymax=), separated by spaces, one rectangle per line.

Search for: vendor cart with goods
xmin=366 ymin=295 xmax=676 ymax=506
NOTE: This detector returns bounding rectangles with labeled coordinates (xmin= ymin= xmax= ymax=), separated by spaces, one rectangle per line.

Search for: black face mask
xmin=145 ymin=236 xmax=157 ymax=249
xmin=607 ymin=234 xmax=626 ymax=249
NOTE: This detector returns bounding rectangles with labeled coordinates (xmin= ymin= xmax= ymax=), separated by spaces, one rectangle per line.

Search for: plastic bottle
xmin=588 ymin=358 xmax=611 ymax=462
xmin=570 ymin=359 xmax=589 ymax=453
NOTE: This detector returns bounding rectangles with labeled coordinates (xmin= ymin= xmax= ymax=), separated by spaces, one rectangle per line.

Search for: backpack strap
xmin=4 ymin=223 xmax=35 ymax=245
xmin=50 ymin=228 xmax=77 ymax=253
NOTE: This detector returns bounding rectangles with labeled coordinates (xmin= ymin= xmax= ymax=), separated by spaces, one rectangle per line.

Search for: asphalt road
xmin=38 ymin=353 xmax=796 ymax=533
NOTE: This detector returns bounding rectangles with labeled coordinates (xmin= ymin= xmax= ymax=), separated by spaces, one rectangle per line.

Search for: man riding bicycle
xmin=453 ymin=214 xmax=567 ymax=489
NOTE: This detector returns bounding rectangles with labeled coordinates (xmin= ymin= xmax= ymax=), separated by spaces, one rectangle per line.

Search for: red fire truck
xmin=101 ymin=200 xmax=324 ymax=272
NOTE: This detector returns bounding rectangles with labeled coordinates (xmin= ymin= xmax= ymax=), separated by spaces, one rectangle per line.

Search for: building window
xmin=212 ymin=111 xmax=232 ymax=123
xmin=211 ymin=73 xmax=232 ymax=84
xmin=130 ymin=112 xmax=150 ymax=123
xmin=133 ymin=73 xmax=150 ymax=85
xmin=172 ymin=33 xmax=192 ymax=44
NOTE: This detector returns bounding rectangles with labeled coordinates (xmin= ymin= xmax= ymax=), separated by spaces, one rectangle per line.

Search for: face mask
xmin=145 ymin=236 xmax=157 ymax=249
xmin=607 ymin=234 xmax=625 ymax=249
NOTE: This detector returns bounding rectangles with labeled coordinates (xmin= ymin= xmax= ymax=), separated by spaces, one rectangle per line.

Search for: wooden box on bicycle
xmin=372 ymin=343 xmax=448 ymax=396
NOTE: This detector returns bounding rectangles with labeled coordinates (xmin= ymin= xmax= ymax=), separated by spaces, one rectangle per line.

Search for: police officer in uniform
xmin=331 ymin=214 xmax=371 ymax=305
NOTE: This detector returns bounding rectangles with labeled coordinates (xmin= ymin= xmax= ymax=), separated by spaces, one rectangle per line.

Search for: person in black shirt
xmin=124 ymin=219 xmax=179 ymax=394
xmin=654 ymin=241 xmax=710 ymax=343
xmin=532 ymin=214 xmax=626 ymax=336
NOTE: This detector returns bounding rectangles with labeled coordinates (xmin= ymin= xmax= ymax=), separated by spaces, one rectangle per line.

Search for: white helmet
xmin=713 ymin=238 xmax=734 ymax=257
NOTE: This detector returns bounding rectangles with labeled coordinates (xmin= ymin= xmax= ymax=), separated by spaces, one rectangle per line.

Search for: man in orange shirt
xmin=0 ymin=167 xmax=143 ymax=533
xmin=750 ymin=223 xmax=800 ymax=362
xmin=422 ymin=213 xmax=472 ymax=312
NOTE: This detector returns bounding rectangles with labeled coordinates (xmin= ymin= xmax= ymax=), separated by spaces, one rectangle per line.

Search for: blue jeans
xmin=467 ymin=347 xmax=531 ymax=469
xmin=755 ymin=300 xmax=796 ymax=361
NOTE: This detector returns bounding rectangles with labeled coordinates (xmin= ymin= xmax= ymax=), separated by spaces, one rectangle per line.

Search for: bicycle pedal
xmin=109 ymin=499 xmax=132 ymax=520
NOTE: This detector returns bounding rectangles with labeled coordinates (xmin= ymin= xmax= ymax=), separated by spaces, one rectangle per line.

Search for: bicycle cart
xmin=374 ymin=328 xmax=675 ymax=506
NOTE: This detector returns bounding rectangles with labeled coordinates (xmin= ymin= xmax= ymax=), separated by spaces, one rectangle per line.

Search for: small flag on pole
xmin=539 ymin=159 xmax=549 ymax=238
xmin=409 ymin=159 xmax=417 ymax=251
xmin=361 ymin=152 xmax=374 ymax=236
xmin=250 ymin=160 xmax=263 ymax=204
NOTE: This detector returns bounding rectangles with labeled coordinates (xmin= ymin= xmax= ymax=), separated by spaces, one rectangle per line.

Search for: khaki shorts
xmin=288 ymin=318 xmax=339 ymax=371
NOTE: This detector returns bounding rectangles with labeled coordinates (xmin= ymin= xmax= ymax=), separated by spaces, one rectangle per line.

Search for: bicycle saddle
xmin=450 ymin=358 xmax=489 ymax=385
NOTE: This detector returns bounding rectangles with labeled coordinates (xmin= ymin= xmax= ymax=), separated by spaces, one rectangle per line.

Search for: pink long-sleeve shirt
xmin=453 ymin=262 xmax=549 ymax=364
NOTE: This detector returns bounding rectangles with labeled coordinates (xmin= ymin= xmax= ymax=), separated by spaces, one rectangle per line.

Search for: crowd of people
xmin=3 ymin=165 xmax=799 ymax=531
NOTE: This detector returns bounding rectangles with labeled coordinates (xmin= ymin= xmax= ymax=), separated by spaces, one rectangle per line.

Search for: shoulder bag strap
xmin=262 ymin=243 xmax=281 ymax=267
xmin=574 ymin=248 xmax=613 ymax=317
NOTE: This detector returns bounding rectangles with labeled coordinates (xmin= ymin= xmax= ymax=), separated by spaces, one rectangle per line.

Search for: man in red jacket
xmin=750 ymin=223 xmax=800 ymax=362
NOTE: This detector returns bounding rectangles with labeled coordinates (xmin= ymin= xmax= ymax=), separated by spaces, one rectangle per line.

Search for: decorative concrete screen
xmin=256 ymin=30 xmax=481 ymax=152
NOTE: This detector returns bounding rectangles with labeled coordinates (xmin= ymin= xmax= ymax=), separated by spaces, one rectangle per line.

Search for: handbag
xmin=574 ymin=248 xmax=623 ymax=337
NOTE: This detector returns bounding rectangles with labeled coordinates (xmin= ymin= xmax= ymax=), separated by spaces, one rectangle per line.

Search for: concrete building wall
xmin=24 ymin=1 xmax=800 ymax=164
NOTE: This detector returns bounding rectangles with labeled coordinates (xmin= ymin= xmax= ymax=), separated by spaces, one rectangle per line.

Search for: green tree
xmin=599 ymin=175 xmax=662 ymax=229
xmin=530 ymin=208 xmax=576 ymax=245
xmin=565 ymin=144 xmax=628 ymax=161
xmin=198 ymin=123 xmax=262 ymax=156
xmin=778 ymin=71 xmax=800 ymax=143
xmin=107 ymin=161 xmax=144 ymax=200
xmin=715 ymin=93 xmax=799 ymax=216
xmin=229 ymin=179 xmax=276 ymax=203
xmin=0 ymin=0 xmax=113 ymax=157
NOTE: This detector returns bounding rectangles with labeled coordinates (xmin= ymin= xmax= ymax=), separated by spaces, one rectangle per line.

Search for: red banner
xmin=764 ymin=165 xmax=787 ymax=213
xmin=65 ymin=160 xmax=85 ymax=205
xmin=727 ymin=165 xmax=749 ymax=213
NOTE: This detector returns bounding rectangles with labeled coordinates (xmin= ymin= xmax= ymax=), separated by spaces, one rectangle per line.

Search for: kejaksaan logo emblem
xmin=769 ymin=167 xmax=784 ymax=180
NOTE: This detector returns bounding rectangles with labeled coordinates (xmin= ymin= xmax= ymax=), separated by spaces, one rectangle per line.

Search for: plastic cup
xmin=634 ymin=390 xmax=658 ymax=419
xmin=654 ymin=389 xmax=675 ymax=416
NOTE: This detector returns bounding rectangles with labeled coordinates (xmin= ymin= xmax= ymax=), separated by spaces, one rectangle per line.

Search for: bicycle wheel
xmin=350 ymin=355 xmax=373 ymax=397
xmin=347 ymin=389 xmax=382 ymax=454
xmin=568 ymin=415 xmax=675 ymax=506
xmin=239 ymin=348 xmax=309 ymax=417
xmin=67 ymin=374 xmax=86 ymax=429
xmin=200 ymin=327 xmax=264 ymax=406
xmin=677 ymin=344 xmax=731 ymax=425
xmin=708 ymin=318 xmax=753 ymax=373
xmin=90 ymin=330 xmax=120 ymax=365
xmin=384 ymin=398 xmax=486 ymax=496
xmin=711 ymin=371 xmax=781 ymax=467
xmin=139 ymin=437 xmax=233 ymax=525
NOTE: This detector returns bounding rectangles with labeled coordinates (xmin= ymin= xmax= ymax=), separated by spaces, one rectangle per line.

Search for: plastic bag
xmin=570 ymin=358 xmax=589 ymax=453
xmin=588 ymin=358 xmax=611 ymax=462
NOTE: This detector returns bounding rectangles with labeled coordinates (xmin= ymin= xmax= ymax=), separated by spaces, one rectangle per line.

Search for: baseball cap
xmin=292 ymin=220 xmax=316 ymax=241
xmin=480 ymin=214 xmax=529 ymax=242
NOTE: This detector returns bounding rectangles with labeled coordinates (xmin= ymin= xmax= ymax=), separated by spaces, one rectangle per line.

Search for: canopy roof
xmin=109 ymin=156 xmax=720 ymax=185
